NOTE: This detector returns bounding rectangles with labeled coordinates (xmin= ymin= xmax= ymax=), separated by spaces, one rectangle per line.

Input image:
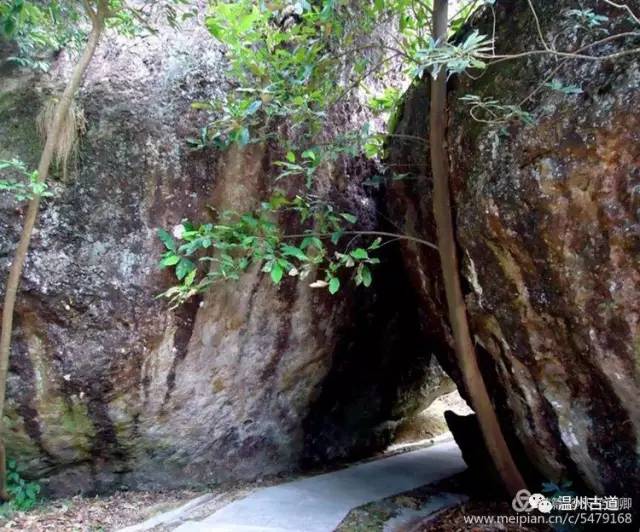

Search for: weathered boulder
xmin=386 ymin=0 xmax=640 ymax=499
xmin=0 ymin=20 xmax=449 ymax=494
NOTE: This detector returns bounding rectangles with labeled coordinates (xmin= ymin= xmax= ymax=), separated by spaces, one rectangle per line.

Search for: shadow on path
xmin=175 ymin=438 xmax=465 ymax=532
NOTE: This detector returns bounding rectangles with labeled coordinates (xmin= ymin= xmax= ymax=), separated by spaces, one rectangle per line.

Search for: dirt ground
xmin=0 ymin=483 xmax=264 ymax=532
xmin=0 ymin=489 xmax=203 ymax=531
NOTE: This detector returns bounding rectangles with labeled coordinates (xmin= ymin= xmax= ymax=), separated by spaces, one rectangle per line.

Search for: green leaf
xmin=269 ymin=194 xmax=290 ymax=209
xmin=281 ymin=245 xmax=308 ymax=261
xmin=301 ymin=236 xmax=323 ymax=250
xmin=350 ymin=248 xmax=369 ymax=260
xmin=545 ymin=80 xmax=583 ymax=95
xmin=271 ymin=262 xmax=284 ymax=284
xmin=340 ymin=213 xmax=357 ymax=224
xmin=328 ymin=277 xmax=340 ymax=294
xmin=245 ymin=100 xmax=262 ymax=115
xmin=184 ymin=268 xmax=197 ymax=287
xmin=238 ymin=127 xmax=250 ymax=146
xmin=361 ymin=266 xmax=372 ymax=287
xmin=302 ymin=149 xmax=316 ymax=161
xmin=238 ymin=9 xmax=258 ymax=32
xmin=205 ymin=18 xmax=224 ymax=39
xmin=158 ymin=229 xmax=176 ymax=251
xmin=176 ymin=258 xmax=196 ymax=281
xmin=3 ymin=17 xmax=16 ymax=37
xmin=286 ymin=151 xmax=296 ymax=162
xmin=161 ymin=254 xmax=180 ymax=267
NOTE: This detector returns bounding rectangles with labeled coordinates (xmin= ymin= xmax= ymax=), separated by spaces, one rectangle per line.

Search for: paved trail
xmin=175 ymin=438 xmax=465 ymax=532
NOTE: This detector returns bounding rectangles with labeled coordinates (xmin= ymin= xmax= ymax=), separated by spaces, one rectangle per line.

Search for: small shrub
xmin=0 ymin=459 xmax=41 ymax=515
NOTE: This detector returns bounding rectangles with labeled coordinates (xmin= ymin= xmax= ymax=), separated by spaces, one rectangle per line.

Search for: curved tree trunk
xmin=0 ymin=1 xmax=107 ymax=501
xmin=429 ymin=0 xmax=526 ymax=498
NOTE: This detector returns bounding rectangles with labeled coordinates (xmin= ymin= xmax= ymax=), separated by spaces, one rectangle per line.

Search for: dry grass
xmin=36 ymin=98 xmax=86 ymax=181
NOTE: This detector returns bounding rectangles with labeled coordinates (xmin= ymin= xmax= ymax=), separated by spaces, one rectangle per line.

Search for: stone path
xmin=174 ymin=438 xmax=465 ymax=532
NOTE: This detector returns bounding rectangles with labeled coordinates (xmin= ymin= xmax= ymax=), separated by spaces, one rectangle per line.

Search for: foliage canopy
xmin=157 ymin=0 xmax=640 ymax=302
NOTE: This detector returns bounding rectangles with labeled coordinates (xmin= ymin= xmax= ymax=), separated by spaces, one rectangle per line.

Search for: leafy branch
xmin=161 ymin=0 xmax=640 ymax=309
xmin=158 ymin=192 xmax=436 ymax=306
xmin=0 ymin=160 xmax=51 ymax=201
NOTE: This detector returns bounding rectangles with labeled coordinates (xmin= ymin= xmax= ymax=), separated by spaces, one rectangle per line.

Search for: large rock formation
xmin=386 ymin=0 xmax=639 ymax=499
xmin=5 ymin=0 xmax=637 ymax=504
xmin=0 ymin=20 xmax=449 ymax=494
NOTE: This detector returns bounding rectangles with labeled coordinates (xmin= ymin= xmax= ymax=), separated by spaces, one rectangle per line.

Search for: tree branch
xmin=604 ymin=0 xmax=640 ymax=26
xmin=282 ymin=230 xmax=438 ymax=251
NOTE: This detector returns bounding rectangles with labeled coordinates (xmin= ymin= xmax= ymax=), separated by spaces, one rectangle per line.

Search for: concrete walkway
xmin=175 ymin=438 xmax=465 ymax=532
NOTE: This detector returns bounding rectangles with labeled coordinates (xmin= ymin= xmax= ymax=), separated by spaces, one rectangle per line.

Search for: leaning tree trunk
xmin=0 ymin=0 xmax=107 ymax=500
xmin=429 ymin=0 xmax=526 ymax=497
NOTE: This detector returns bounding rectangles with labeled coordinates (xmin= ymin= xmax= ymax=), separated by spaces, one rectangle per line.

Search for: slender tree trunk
xmin=0 ymin=1 xmax=106 ymax=501
xmin=429 ymin=0 xmax=526 ymax=497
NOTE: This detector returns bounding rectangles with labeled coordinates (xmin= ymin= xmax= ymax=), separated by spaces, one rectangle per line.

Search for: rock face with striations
xmin=386 ymin=0 xmax=639 ymax=498
xmin=0 ymin=21 xmax=449 ymax=494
